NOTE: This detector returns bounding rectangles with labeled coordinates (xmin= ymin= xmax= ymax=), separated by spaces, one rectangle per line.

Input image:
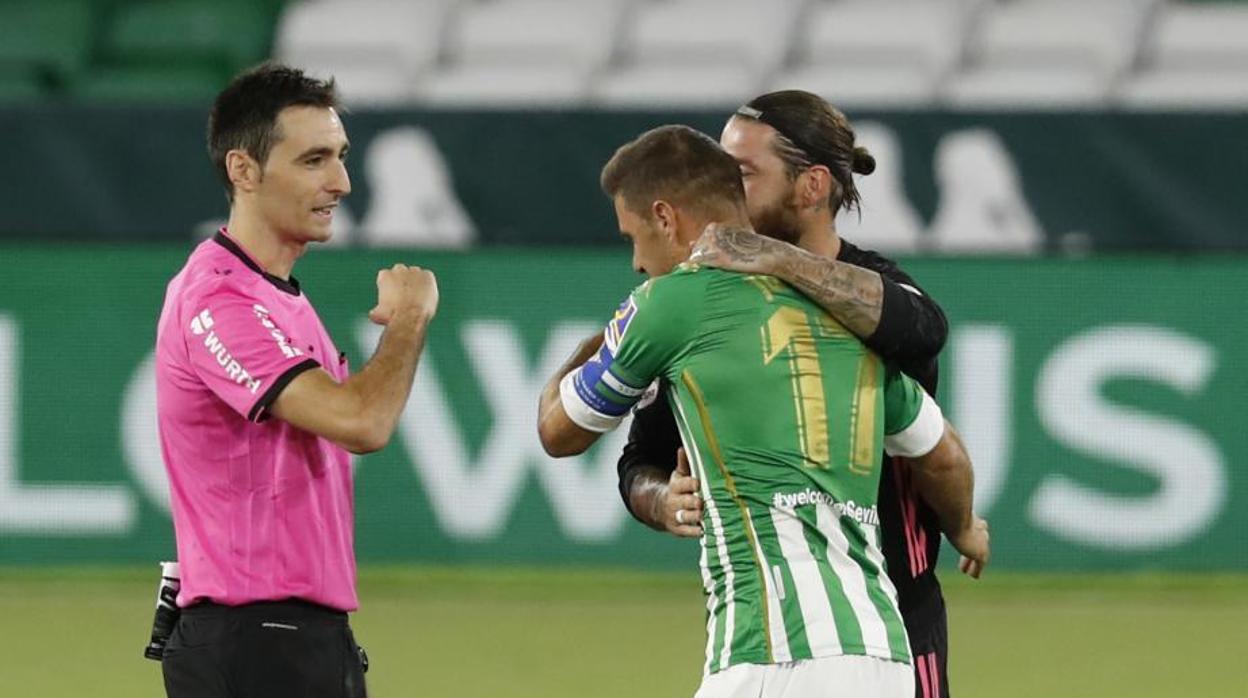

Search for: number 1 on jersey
xmin=763 ymin=306 xmax=830 ymax=468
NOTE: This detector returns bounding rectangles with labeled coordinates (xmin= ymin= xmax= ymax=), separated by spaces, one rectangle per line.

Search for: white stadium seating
xmin=591 ymin=0 xmax=799 ymax=107
xmin=271 ymin=0 xmax=1248 ymax=110
xmin=771 ymin=0 xmax=970 ymax=108
xmin=275 ymin=0 xmax=453 ymax=105
xmin=1117 ymin=3 xmax=1248 ymax=108
xmin=944 ymin=0 xmax=1155 ymax=108
xmin=419 ymin=0 xmax=623 ymax=106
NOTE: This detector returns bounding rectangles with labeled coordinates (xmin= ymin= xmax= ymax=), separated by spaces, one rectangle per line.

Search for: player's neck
xmin=796 ymin=212 xmax=841 ymax=260
xmin=223 ymin=210 xmax=306 ymax=281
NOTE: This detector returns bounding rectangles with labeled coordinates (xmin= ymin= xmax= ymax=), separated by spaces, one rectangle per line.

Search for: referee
xmin=617 ymin=91 xmax=985 ymax=698
xmin=155 ymin=64 xmax=438 ymax=698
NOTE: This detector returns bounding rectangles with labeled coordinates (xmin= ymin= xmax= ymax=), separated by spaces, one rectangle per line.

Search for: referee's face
xmin=256 ymin=105 xmax=352 ymax=244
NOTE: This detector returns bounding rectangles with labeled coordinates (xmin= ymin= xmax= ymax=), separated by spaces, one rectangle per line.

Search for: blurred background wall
xmin=1 ymin=0 xmax=1246 ymax=573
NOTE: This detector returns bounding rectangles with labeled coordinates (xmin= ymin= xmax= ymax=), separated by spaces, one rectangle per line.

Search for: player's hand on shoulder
xmin=658 ymin=448 xmax=703 ymax=538
xmin=953 ymin=515 xmax=990 ymax=580
xmin=689 ymin=222 xmax=776 ymax=276
xmin=370 ymin=263 xmax=439 ymax=326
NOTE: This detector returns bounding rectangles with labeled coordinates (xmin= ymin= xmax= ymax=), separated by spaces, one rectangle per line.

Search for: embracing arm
xmin=617 ymin=396 xmax=703 ymax=537
xmin=690 ymin=224 xmax=948 ymax=364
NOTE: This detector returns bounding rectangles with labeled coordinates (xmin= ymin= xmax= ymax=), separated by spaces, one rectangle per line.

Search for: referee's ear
xmin=226 ymin=149 xmax=262 ymax=198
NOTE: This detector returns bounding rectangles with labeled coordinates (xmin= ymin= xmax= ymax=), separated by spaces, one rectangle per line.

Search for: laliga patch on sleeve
xmin=604 ymin=295 xmax=638 ymax=353
xmin=634 ymin=380 xmax=662 ymax=411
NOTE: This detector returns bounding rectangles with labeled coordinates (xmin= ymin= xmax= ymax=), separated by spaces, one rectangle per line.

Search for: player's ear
xmin=226 ymin=149 xmax=262 ymax=196
xmin=800 ymin=164 xmax=834 ymax=209
xmin=651 ymin=200 xmax=679 ymax=240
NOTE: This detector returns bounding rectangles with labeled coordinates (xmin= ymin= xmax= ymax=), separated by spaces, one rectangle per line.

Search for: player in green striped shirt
xmin=539 ymin=125 xmax=987 ymax=698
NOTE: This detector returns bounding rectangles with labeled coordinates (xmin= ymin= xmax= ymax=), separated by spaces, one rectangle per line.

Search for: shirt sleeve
xmin=616 ymin=382 xmax=682 ymax=518
xmin=182 ymin=283 xmax=320 ymax=423
xmin=560 ymin=277 xmax=695 ymax=433
xmin=882 ymin=367 xmax=945 ymax=458
xmin=843 ymin=245 xmax=949 ymax=368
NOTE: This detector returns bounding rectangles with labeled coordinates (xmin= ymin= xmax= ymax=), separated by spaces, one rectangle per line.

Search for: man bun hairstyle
xmin=736 ymin=89 xmax=873 ymax=213
xmin=601 ymin=124 xmax=746 ymax=218
xmin=852 ymin=146 xmax=876 ymax=176
xmin=208 ymin=62 xmax=340 ymax=202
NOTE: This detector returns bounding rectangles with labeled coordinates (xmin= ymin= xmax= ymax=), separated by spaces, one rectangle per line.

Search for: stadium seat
xmin=73 ymin=66 xmax=226 ymax=105
xmin=275 ymin=0 xmax=451 ymax=104
xmin=0 ymin=1 xmax=94 ymax=86
xmin=308 ymin=65 xmax=417 ymax=107
xmin=104 ymin=1 xmax=274 ymax=78
xmin=796 ymin=0 xmax=968 ymax=79
xmin=417 ymin=0 xmax=623 ymax=107
xmin=593 ymin=0 xmax=798 ymax=107
xmin=943 ymin=0 xmax=1152 ymax=108
xmin=772 ymin=0 xmax=970 ymax=109
xmin=445 ymin=0 xmax=621 ymax=69
xmin=591 ymin=65 xmax=762 ymax=108
xmin=943 ymin=66 xmax=1110 ymax=108
xmin=1142 ymin=2 xmax=1248 ymax=70
xmin=623 ymin=0 xmax=796 ymax=70
xmin=768 ymin=66 xmax=939 ymax=110
xmin=1116 ymin=69 xmax=1248 ymax=109
xmin=420 ymin=65 xmax=591 ymax=107
xmin=969 ymin=0 xmax=1150 ymax=75
xmin=1114 ymin=3 xmax=1248 ymax=109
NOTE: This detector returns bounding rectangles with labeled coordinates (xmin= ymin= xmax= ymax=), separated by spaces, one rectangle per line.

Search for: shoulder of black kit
xmin=837 ymin=238 xmax=923 ymax=290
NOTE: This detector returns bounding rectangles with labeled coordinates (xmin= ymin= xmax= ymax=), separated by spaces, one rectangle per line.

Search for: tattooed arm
xmin=690 ymin=223 xmax=882 ymax=336
xmin=689 ymin=223 xmax=947 ymax=364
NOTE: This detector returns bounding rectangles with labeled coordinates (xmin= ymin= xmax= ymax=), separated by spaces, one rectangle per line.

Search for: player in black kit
xmin=616 ymin=91 xmax=989 ymax=698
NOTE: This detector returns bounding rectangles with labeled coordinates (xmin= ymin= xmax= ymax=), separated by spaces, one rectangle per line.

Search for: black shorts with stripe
xmin=881 ymin=456 xmax=952 ymax=698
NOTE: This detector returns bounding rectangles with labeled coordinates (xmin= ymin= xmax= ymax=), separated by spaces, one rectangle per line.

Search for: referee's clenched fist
xmin=369 ymin=263 xmax=439 ymax=326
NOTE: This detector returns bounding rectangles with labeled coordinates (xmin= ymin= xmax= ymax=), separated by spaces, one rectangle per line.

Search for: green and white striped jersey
xmin=561 ymin=264 xmax=945 ymax=675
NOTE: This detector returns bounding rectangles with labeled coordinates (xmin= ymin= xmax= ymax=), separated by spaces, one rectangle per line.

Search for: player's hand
xmin=658 ymin=448 xmax=703 ymax=538
xmin=369 ymin=264 xmax=439 ymax=326
xmin=951 ymin=516 xmax=990 ymax=579
xmin=689 ymin=223 xmax=777 ymax=276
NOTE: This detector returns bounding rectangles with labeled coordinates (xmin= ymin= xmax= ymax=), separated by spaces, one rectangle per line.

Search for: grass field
xmin=2 ymin=567 xmax=1244 ymax=697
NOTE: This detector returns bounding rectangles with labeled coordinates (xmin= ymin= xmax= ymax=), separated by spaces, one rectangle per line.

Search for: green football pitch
xmin=2 ymin=567 xmax=1243 ymax=697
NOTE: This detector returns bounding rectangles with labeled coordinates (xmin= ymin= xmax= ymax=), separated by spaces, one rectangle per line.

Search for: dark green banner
xmin=1 ymin=106 xmax=1246 ymax=251
xmin=0 ymin=245 xmax=1245 ymax=570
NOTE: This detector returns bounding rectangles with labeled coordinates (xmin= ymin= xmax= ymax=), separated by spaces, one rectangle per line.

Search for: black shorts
xmin=162 ymin=600 xmax=367 ymax=698
xmin=905 ymin=591 xmax=949 ymax=698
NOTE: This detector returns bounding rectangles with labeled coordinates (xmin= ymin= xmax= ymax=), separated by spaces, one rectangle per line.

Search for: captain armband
xmin=559 ymin=349 xmax=647 ymax=433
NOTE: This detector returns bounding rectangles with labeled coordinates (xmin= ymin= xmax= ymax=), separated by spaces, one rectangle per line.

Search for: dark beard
xmin=751 ymin=199 xmax=801 ymax=245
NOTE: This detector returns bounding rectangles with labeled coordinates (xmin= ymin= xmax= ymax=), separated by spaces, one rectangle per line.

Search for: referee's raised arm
xmin=271 ymin=264 xmax=437 ymax=454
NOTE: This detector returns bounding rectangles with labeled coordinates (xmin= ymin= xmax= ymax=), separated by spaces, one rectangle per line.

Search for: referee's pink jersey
xmin=155 ymin=230 xmax=357 ymax=612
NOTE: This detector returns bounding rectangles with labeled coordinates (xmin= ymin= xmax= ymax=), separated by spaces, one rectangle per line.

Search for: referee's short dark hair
xmin=208 ymin=63 xmax=340 ymax=202
xmin=601 ymin=124 xmax=746 ymax=219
